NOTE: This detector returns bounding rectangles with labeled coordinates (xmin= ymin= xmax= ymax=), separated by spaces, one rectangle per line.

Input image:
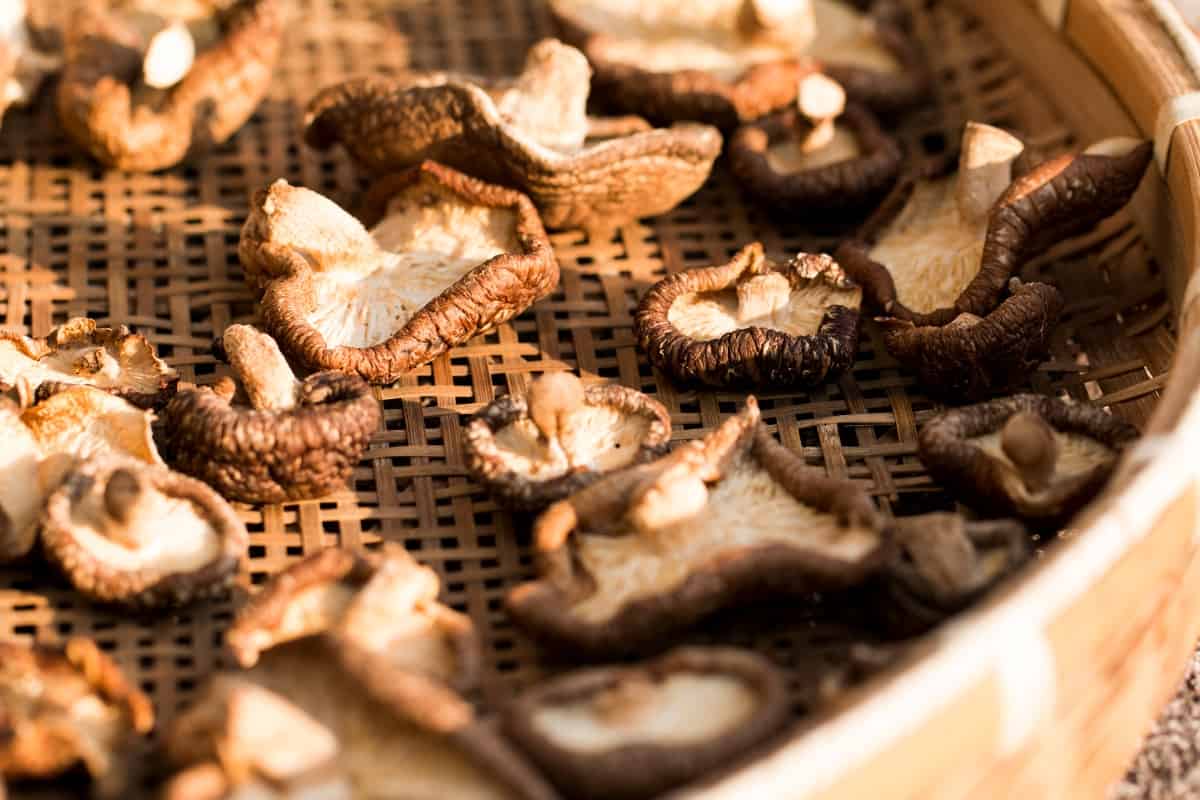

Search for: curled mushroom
xmin=304 ymin=39 xmax=722 ymax=232
xmin=238 ymin=162 xmax=559 ymax=384
xmin=918 ymin=394 xmax=1139 ymax=524
xmin=835 ymin=125 xmax=1151 ymax=400
xmin=0 ymin=0 xmax=62 ymax=126
xmin=465 ymin=372 xmax=672 ymax=511
xmin=56 ymin=0 xmax=282 ymax=171
xmin=0 ymin=637 xmax=153 ymax=798
xmin=507 ymin=397 xmax=887 ymax=656
xmin=40 ymin=454 xmax=247 ymax=608
xmin=635 ymin=243 xmax=861 ymax=389
xmin=160 ymin=325 xmax=380 ymax=505
xmin=548 ymin=0 xmax=927 ymax=128
xmin=504 ymin=646 xmax=790 ymax=800
xmin=882 ymin=513 xmax=1028 ymax=634
xmin=0 ymin=318 xmax=177 ymax=408
xmin=729 ymin=73 xmax=901 ymax=213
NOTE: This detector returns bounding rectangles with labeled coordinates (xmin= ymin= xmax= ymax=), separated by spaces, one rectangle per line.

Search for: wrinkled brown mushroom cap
xmin=918 ymin=394 xmax=1139 ymax=524
xmin=729 ymin=102 xmax=902 ymax=212
xmin=503 ymin=646 xmax=790 ymax=800
xmin=303 ymin=39 xmax=723 ymax=232
xmin=55 ymin=0 xmax=282 ymax=171
xmin=464 ymin=378 xmax=672 ymax=511
xmin=40 ymin=454 xmax=247 ymax=608
xmin=879 ymin=279 xmax=1065 ymax=403
xmin=0 ymin=317 xmax=177 ymax=408
xmin=238 ymin=161 xmax=559 ymax=384
xmin=0 ymin=637 xmax=153 ymax=795
xmin=634 ymin=242 xmax=861 ymax=389
xmin=507 ymin=397 xmax=886 ymax=656
xmin=549 ymin=0 xmax=928 ymax=128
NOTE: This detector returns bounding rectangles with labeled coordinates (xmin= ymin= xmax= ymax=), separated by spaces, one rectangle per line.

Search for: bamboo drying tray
xmin=0 ymin=0 xmax=1196 ymax=797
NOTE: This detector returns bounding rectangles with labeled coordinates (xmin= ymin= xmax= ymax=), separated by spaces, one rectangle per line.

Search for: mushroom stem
xmin=498 ymin=40 xmax=591 ymax=153
xmin=527 ymin=372 xmax=586 ymax=469
xmin=1000 ymin=411 xmax=1058 ymax=492
xmin=142 ymin=20 xmax=195 ymax=90
xmin=736 ymin=271 xmax=792 ymax=323
xmin=795 ymin=73 xmax=845 ymax=155
xmin=955 ymin=122 xmax=1025 ymax=223
xmin=737 ymin=0 xmax=816 ymax=48
xmin=627 ymin=465 xmax=710 ymax=537
xmin=102 ymin=468 xmax=143 ymax=549
xmin=220 ymin=325 xmax=299 ymax=411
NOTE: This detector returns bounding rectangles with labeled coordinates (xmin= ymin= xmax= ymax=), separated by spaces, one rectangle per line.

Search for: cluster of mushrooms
xmin=0 ymin=0 xmax=1158 ymax=797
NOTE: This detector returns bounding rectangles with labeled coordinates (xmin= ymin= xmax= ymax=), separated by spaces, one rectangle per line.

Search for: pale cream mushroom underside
xmin=766 ymin=72 xmax=863 ymax=174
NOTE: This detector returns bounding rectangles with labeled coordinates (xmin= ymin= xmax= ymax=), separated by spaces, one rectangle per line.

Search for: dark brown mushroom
xmin=39 ymin=454 xmax=247 ymax=608
xmin=55 ymin=0 xmax=282 ymax=171
xmin=0 ymin=0 xmax=62 ymax=126
xmin=507 ymin=397 xmax=886 ymax=657
xmin=159 ymin=325 xmax=380 ymax=505
xmin=503 ymin=646 xmax=790 ymax=800
xmin=237 ymin=161 xmax=559 ymax=384
xmin=0 ymin=317 xmax=178 ymax=408
xmin=0 ymin=637 xmax=153 ymax=798
xmin=224 ymin=544 xmax=479 ymax=694
xmin=464 ymin=372 xmax=672 ymax=511
xmin=918 ymin=394 xmax=1139 ymax=524
xmin=548 ymin=0 xmax=928 ymax=128
xmin=728 ymin=73 xmax=902 ymax=213
xmin=304 ymin=39 xmax=722 ymax=232
xmin=634 ymin=242 xmax=861 ymax=389
xmin=881 ymin=513 xmax=1028 ymax=634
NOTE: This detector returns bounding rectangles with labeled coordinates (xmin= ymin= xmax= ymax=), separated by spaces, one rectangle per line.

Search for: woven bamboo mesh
xmin=0 ymin=0 xmax=1173 ymax=780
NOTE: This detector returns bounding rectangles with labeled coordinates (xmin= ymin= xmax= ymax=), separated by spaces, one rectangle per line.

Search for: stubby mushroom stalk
xmin=527 ymin=372 xmax=587 ymax=470
xmin=627 ymin=464 xmax=710 ymax=537
xmin=795 ymin=73 xmax=845 ymax=155
xmin=736 ymin=0 xmax=816 ymax=49
xmin=955 ymin=121 xmax=1025 ymax=224
xmin=1000 ymin=411 xmax=1059 ymax=493
xmin=220 ymin=324 xmax=300 ymax=411
xmin=100 ymin=467 xmax=144 ymax=549
xmin=142 ymin=20 xmax=196 ymax=89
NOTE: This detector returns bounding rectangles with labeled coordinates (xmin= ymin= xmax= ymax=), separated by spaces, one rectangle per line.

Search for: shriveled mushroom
xmin=0 ymin=637 xmax=153 ymax=798
xmin=836 ymin=125 xmax=1152 ymax=400
xmin=465 ymin=373 xmax=672 ymax=511
xmin=635 ymin=243 xmax=861 ymax=389
xmin=504 ymin=647 xmax=790 ymax=800
xmin=918 ymin=394 xmax=1139 ymax=524
xmin=225 ymin=544 xmax=479 ymax=694
xmin=40 ymin=454 xmax=247 ymax=608
xmin=882 ymin=513 xmax=1028 ymax=634
xmin=0 ymin=0 xmax=62 ymax=125
xmin=507 ymin=397 xmax=887 ymax=656
xmin=0 ymin=318 xmax=178 ymax=408
xmin=237 ymin=163 xmax=559 ymax=384
xmin=160 ymin=325 xmax=380 ymax=504
xmin=548 ymin=0 xmax=928 ymax=128
xmin=728 ymin=73 xmax=901 ymax=213
xmin=56 ymin=0 xmax=282 ymax=171
xmin=304 ymin=39 xmax=722 ymax=231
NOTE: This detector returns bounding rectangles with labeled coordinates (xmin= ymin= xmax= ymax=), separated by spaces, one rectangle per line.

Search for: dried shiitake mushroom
xmin=836 ymin=123 xmax=1152 ymax=400
xmin=305 ymin=39 xmax=722 ymax=232
xmin=882 ymin=513 xmax=1027 ymax=634
xmin=465 ymin=372 xmax=672 ymax=511
xmin=0 ymin=398 xmax=43 ymax=562
xmin=729 ymin=72 xmax=902 ymax=212
xmin=160 ymin=325 xmax=380 ymax=505
xmin=918 ymin=394 xmax=1139 ymax=525
xmin=56 ymin=0 xmax=283 ymax=171
xmin=0 ymin=318 xmax=177 ymax=408
xmin=0 ymin=0 xmax=62 ymax=126
xmin=549 ymin=0 xmax=927 ymax=128
xmin=504 ymin=646 xmax=789 ymax=800
xmin=238 ymin=161 xmax=559 ymax=384
xmin=40 ymin=454 xmax=247 ymax=608
xmin=225 ymin=545 xmax=479 ymax=697
xmin=0 ymin=637 xmax=154 ymax=798
xmin=635 ymin=242 xmax=861 ymax=389
xmin=507 ymin=397 xmax=886 ymax=656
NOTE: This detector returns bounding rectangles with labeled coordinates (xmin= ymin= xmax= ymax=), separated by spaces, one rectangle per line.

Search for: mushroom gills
xmin=492 ymin=408 xmax=655 ymax=479
xmin=22 ymin=388 xmax=163 ymax=471
xmin=570 ymin=452 xmax=880 ymax=623
xmin=0 ymin=337 xmax=161 ymax=394
xmin=558 ymin=0 xmax=898 ymax=80
xmin=971 ymin=429 xmax=1114 ymax=496
xmin=531 ymin=672 xmax=759 ymax=752
xmin=765 ymin=123 xmax=862 ymax=173
xmin=304 ymin=188 xmax=519 ymax=349
xmin=667 ymin=276 xmax=860 ymax=341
